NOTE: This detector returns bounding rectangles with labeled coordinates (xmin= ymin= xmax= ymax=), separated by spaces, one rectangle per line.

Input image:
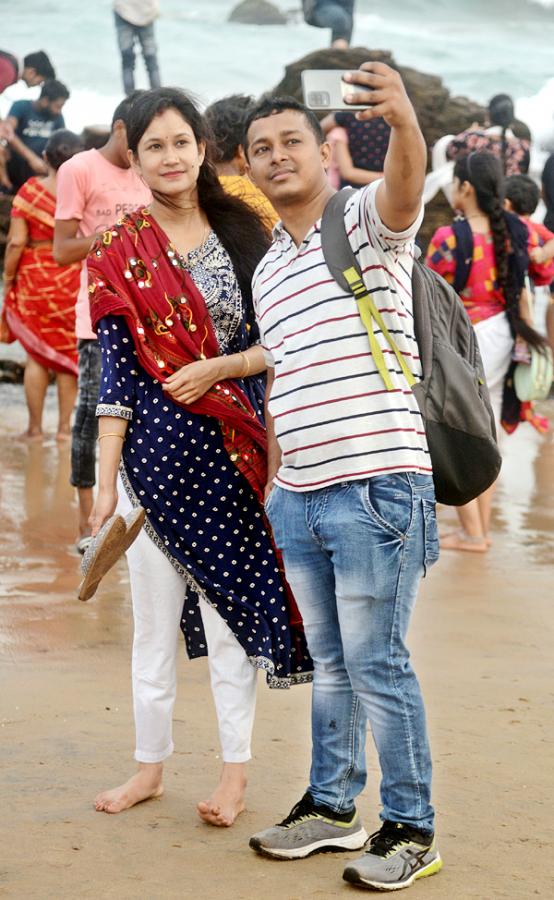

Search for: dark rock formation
xmin=0 ymin=358 xmax=24 ymax=384
xmin=229 ymin=0 xmax=287 ymax=24
xmin=270 ymin=48 xmax=486 ymax=249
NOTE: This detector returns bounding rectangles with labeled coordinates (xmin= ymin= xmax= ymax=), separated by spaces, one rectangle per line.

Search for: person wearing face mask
xmin=86 ymin=87 xmax=312 ymax=826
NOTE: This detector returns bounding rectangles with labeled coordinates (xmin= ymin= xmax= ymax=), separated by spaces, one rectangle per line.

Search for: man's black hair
xmin=23 ymin=51 xmax=55 ymax=80
xmin=243 ymin=96 xmax=324 ymax=155
xmin=40 ymin=79 xmax=70 ymax=102
xmin=111 ymin=90 xmax=146 ymax=129
xmin=205 ymin=94 xmax=255 ymax=163
xmin=505 ymin=174 xmax=540 ymax=217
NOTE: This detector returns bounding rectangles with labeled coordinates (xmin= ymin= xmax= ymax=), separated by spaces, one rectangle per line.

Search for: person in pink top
xmin=53 ymin=91 xmax=151 ymax=551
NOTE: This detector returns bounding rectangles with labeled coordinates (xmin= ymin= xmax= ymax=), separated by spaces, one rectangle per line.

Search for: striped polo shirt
xmin=252 ymin=181 xmax=431 ymax=492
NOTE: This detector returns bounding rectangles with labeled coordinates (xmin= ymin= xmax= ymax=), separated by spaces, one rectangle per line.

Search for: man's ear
xmin=128 ymin=147 xmax=139 ymax=174
xmin=235 ymin=145 xmax=247 ymax=176
xmin=320 ymin=140 xmax=331 ymax=172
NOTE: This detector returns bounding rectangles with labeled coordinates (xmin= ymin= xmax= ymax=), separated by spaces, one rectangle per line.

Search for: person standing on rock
xmin=113 ymin=0 xmax=162 ymax=95
xmin=243 ymin=63 xmax=443 ymax=891
xmin=302 ymin=0 xmax=355 ymax=48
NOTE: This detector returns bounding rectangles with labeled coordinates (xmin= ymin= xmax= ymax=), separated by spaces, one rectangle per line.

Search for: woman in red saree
xmin=1 ymin=129 xmax=82 ymax=439
xmin=88 ymin=88 xmax=311 ymax=825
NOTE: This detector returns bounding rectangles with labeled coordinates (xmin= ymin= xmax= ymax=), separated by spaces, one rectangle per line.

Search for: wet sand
xmin=1 ymin=383 xmax=553 ymax=899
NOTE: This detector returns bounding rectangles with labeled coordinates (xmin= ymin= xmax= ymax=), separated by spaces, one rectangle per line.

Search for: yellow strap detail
xmin=343 ymin=267 xmax=416 ymax=390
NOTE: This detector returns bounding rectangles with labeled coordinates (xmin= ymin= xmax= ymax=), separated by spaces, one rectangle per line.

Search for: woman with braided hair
xmin=445 ymin=94 xmax=530 ymax=179
xmin=426 ymin=151 xmax=544 ymax=552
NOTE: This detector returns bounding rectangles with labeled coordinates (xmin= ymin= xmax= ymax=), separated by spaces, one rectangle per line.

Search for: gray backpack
xmin=321 ymin=189 xmax=502 ymax=506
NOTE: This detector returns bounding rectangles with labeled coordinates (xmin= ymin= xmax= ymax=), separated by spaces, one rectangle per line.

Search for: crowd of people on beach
xmin=1 ymin=1 xmax=554 ymax=893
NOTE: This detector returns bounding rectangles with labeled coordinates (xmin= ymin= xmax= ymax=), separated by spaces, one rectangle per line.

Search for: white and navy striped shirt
xmin=253 ymin=182 xmax=431 ymax=492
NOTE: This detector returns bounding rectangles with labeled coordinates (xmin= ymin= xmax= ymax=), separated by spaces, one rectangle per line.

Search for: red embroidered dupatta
xmin=88 ymin=208 xmax=268 ymax=498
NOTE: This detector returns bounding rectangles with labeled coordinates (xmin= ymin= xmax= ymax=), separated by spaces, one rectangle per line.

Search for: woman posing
xmin=88 ymin=88 xmax=311 ymax=825
xmin=1 ymin=130 xmax=83 ymax=439
xmin=426 ymin=152 xmax=543 ymax=552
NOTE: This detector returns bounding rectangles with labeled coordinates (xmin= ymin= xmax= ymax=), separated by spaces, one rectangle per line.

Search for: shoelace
xmin=277 ymin=793 xmax=317 ymax=827
xmin=367 ymin=822 xmax=421 ymax=857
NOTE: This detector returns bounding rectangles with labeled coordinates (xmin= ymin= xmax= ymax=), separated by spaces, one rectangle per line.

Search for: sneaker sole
xmin=249 ymin=827 xmax=369 ymax=860
xmin=343 ymin=853 xmax=443 ymax=891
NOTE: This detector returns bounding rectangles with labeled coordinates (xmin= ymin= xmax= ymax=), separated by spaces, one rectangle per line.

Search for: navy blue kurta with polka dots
xmin=96 ymin=233 xmax=312 ymax=687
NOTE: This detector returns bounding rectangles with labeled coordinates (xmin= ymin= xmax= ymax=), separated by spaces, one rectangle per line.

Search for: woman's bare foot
xmin=56 ymin=427 xmax=71 ymax=442
xmin=16 ymin=428 xmax=43 ymax=442
xmin=441 ymin=529 xmax=488 ymax=553
xmin=94 ymin=763 xmax=164 ymax=814
xmin=197 ymin=762 xmax=247 ymax=827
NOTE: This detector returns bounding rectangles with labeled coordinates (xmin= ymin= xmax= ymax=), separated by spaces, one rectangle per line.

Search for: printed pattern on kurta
xmin=96 ymin=233 xmax=312 ymax=687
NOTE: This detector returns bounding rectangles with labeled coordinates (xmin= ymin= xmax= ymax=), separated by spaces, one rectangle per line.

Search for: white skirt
xmin=474 ymin=311 xmax=513 ymax=427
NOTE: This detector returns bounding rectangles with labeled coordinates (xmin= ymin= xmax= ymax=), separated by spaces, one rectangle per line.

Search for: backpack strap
xmin=451 ymin=217 xmax=474 ymax=293
xmin=320 ymin=189 xmax=416 ymax=391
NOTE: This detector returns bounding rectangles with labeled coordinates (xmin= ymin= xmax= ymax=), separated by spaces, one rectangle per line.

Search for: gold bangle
xmin=98 ymin=432 xmax=125 ymax=441
xmin=239 ymin=351 xmax=250 ymax=378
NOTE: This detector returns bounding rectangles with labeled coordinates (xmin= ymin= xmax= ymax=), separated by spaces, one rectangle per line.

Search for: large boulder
xmin=228 ymin=0 xmax=287 ymax=24
xmin=270 ymin=48 xmax=486 ymax=249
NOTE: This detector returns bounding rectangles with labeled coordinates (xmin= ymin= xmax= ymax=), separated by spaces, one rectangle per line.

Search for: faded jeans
xmin=70 ymin=339 xmax=101 ymax=489
xmin=114 ymin=11 xmax=161 ymax=94
xmin=265 ymin=473 xmax=439 ymax=832
xmin=309 ymin=0 xmax=354 ymax=43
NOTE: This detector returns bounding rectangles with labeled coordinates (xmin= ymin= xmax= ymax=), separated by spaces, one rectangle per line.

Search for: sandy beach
xmin=1 ymin=380 xmax=553 ymax=900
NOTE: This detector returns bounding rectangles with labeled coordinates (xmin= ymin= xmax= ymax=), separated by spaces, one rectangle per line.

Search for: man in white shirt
xmin=113 ymin=0 xmax=161 ymax=94
xmin=244 ymin=64 xmax=443 ymax=893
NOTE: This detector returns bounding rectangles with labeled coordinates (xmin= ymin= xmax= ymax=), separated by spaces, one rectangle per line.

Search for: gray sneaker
xmin=343 ymin=820 xmax=443 ymax=891
xmin=249 ymin=792 xmax=368 ymax=860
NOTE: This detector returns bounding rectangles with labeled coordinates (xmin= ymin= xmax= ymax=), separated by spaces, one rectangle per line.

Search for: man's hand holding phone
xmin=342 ymin=62 xmax=418 ymax=130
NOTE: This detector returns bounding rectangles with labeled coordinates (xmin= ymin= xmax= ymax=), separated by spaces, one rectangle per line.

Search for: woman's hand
xmin=89 ymin=487 xmax=118 ymax=537
xmin=530 ymin=245 xmax=546 ymax=265
xmin=162 ymin=357 xmax=222 ymax=404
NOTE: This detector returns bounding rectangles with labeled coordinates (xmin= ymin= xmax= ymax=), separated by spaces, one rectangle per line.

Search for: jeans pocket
xmin=422 ymin=498 xmax=440 ymax=575
xmin=362 ymin=474 xmax=413 ymax=538
xmin=264 ymin=484 xmax=279 ymax=518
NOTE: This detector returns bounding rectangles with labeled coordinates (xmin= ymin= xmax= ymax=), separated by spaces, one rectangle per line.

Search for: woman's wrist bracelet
xmin=239 ymin=351 xmax=250 ymax=378
xmin=97 ymin=432 xmax=125 ymax=441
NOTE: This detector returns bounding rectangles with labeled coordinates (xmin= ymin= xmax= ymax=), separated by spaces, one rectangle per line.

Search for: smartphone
xmin=301 ymin=69 xmax=369 ymax=111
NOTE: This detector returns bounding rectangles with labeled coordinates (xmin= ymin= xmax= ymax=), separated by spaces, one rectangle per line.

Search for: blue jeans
xmin=70 ymin=339 xmax=102 ymax=489
xmin=114 ymin=11 xmax=161 ymax=94
xmin=309 ymin=0 xmax=354 ymax=43
xmin=265 ymin=473 xmax=439 ymax=832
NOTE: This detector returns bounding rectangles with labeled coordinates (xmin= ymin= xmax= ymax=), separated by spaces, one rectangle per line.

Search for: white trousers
xmin=474 ymin=311 xmax=514 ymax=428
xmin=117 ymin=482 xmax=258 ymax=765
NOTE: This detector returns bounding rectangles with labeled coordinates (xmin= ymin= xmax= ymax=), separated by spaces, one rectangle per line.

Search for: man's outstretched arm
xmin=342 ymin=62 xmax=426 ymax=232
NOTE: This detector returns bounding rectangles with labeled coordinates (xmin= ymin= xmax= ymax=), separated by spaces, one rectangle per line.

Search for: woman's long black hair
xmin=126 ymin=87 xmax=271 ymax=327
xmin=488 ymin=93 xmax=514 ymax=175
xmin=454 ymin=152 xmax=544 ymax=349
